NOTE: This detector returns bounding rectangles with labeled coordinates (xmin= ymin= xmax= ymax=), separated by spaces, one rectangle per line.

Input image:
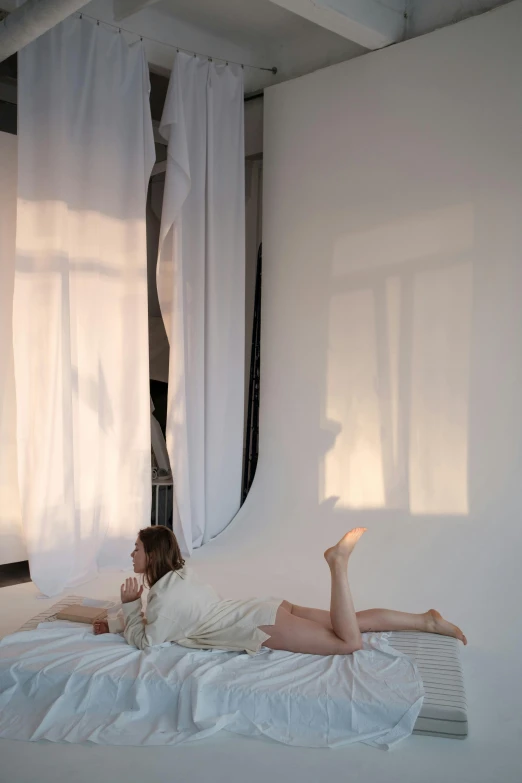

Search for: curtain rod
xmin=79 ymin=13 xmax=278 ymax=75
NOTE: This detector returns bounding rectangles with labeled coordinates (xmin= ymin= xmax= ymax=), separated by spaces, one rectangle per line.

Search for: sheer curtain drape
xmin=13 ymin=17 xmax=155 ymax=596
xmin=157 ymin=53 xmax=245 ymax=555
xmin=0 ymin=132 xmax=26 ymax=567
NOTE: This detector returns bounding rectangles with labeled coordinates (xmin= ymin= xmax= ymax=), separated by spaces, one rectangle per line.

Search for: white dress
xmin=107 ymin=565 xmax=283 ymax=656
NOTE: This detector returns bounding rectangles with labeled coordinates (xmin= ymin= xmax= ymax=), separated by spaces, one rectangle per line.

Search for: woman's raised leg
xmin=287 ymin=527 xmax=467 ymax=645
xmin=323 ymin=528 xmax=366 ymax=648
xmin=259 ymin=528 xmax=467 ymax=654
xmin=259 ymin=528 xmax=367 ymax=655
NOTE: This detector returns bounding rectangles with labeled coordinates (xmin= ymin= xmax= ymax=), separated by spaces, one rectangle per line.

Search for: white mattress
xmin=389 ymin=632 xmax=468 ymax=739
xmin=0 ymin=596 xmax=424 ymax=749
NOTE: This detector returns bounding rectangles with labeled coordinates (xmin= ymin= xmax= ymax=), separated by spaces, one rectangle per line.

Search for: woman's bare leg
xmin=290 ymin=604 xmax=467 ymax=644
xmin=355 ymin=609 xmax=425 ymax=633
xmin=260 ymin=528 xmax=467 ymax=655
xmin=290 ymin=525 xmax=467 ymax=644
xmin=291 ymin=606 xmax=425 ymax=632
xmin=259 ymin=529 xmax=367 ymax=655
xmin=287 ymin=605 xmax=333 ymax=629
xmin=323 ymin=527 xmax=367 ymax=648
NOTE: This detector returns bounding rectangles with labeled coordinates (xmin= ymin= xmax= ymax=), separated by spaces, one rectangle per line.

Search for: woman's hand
xmin=93 ymin=620 xmax=110 ymax=635
xmin=121 ymin=577 xmax=144 ymax=604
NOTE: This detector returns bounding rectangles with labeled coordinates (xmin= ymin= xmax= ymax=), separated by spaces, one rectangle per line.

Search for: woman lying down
xmin=93 ymin=526 xmax=467 ymax=655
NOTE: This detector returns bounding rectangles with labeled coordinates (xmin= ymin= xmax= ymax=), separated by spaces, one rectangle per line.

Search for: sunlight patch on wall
xmin=323 ymin=288 xmax=386 ymax=509
xmin=332 ymin=204 xmax=475 ymax=276
xmin=409 ymin=261 xmax=472 ymax=516
xmin=322 ymin=204 xmax=474 ymax=515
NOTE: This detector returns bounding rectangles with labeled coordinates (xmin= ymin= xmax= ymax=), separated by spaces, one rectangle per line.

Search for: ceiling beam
xmin=113 ymin=0 xmax=162 ymax=23
xmin=268 ymin=0 xmax=405 ymax=50
xmin=0 ymin=0 xmax=90 ymax=63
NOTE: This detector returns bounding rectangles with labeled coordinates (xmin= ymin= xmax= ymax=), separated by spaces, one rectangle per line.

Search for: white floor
xmin=1 ymin=499 xmax=521 ymax=783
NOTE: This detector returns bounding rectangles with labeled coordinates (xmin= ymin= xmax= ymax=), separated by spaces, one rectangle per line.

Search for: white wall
xmin=190 ymin=9 xmax=522 ymax=775
xmin=0 ymin=132 xmax=27 ymax=565
xmin=258 ymin=0 xmax=522 ymax=537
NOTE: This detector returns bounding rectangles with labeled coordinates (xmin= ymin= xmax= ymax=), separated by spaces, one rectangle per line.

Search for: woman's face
xmin=131 ymin=537 xmax=147 ymax=574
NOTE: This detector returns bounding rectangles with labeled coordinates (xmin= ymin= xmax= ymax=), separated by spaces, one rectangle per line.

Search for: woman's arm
xmin=119 ymin=574 xmax=194 ymax=650
xmin=107 ymin=610 xmax=125 ymax=634
xmin=106 ymin=607 xmax=146 ymax=635
xmin=121 ymin=594 xmax=176 ymax=650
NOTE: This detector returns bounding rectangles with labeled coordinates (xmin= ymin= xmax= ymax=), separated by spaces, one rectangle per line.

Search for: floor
xmin=1 ymin=499 xmax=521 ymax=783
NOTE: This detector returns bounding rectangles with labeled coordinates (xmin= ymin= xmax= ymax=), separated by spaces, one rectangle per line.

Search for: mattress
xmin=389 ymin=631 xmax=468 ymax=739
xmin=8 ymin=598 xmax=466 ymax=743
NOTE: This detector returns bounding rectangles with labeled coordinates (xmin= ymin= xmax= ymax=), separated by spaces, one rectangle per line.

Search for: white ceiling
xmin=155 ymin=0 xmax=331 ymax=46
xmin=2 ymin=0 xmax=513 ymax=94
xmin=108 ymin=0 xmax=512 ymax=91
xmin=153 ymin=0 xmax=366 ymax=88
xmin=152 ymin=0 xmax=514 ymax=52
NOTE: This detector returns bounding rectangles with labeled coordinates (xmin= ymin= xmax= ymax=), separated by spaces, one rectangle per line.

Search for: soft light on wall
xmin=322 ymin=203 xmax=474 ymax=515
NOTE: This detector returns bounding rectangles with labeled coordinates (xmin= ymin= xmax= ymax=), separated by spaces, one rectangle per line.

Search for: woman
xmin=93 ymin=526 xmax=467 ymax=654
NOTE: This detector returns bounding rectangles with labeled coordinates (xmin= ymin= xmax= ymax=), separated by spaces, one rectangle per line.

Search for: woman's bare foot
xmin=324 ymin=528 xmax=367 ymax=566
xmin=425 ymin=609 xmax=467 ymax=645
xmin=93 ymin=620 xmax=110 ymax=635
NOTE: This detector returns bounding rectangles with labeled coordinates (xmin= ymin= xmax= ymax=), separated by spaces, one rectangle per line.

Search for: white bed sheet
xmin=0 ymin=621 xmax=424 ymax=750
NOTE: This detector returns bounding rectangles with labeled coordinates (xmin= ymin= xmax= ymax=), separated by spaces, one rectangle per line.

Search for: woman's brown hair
xmin=138 ymin=526 xmax=185 ymax=589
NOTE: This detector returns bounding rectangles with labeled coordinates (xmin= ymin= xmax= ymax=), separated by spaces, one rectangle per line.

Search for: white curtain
xmin=14 ymin=17 xmax=155 ymax=596
xmin=0 ymin=132 xmax=26 ymax=567
xmin=157 ymin=53 xmax=245 ymax=555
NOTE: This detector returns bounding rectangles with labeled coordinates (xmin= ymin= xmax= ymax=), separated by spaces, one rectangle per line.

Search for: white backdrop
xmin=187 ymin=4 xmax=522 ymax=781
xmin=157 ymin=53 xmax=245 ymax=555
xmin=14 ymin=17 xmax=155 ymax=596
xmin=0 ymin=132 xmax=26 ymax=567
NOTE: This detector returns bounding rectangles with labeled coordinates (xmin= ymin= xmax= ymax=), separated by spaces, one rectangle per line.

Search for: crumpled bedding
xmin=0 ymin=621 xmax=424 ymax=749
